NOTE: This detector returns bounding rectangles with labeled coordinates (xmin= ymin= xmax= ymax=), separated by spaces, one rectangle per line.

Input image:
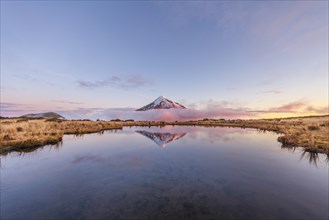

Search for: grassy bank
xmin=1 ymin=115 xmax=328 ymax=155
xmin=0 ymin=119 xmax=123 ymax=153
xmin=168 ymin=115 xmax=329 ymax=154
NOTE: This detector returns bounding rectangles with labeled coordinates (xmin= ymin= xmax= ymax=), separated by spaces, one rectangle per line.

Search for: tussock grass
xmin=170 ymin=115 xmax=329 ymax=154
xmin=307 ymin=125 xmax=319 ymax=131
xmin=0 ymin=119 xmax=123 ymax=152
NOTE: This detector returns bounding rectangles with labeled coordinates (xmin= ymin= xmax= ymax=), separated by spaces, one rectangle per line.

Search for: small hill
xmin=21 ymin=112 xmax=65 ymax=119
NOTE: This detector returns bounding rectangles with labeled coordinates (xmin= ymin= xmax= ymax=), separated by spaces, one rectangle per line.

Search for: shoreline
xmin=1 ymin=115 xmax=328 ymax=155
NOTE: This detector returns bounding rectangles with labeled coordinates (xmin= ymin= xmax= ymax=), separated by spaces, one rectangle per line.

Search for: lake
xmin=1 ymin=126 xmax=328 ymax=220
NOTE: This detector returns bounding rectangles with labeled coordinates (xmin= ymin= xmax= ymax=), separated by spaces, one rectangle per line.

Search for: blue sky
xmin=1 ymin=1 xmax=328 ymax=119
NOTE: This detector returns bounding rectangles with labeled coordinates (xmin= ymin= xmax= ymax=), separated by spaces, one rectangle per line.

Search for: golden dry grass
xmin=169 ymin=115 xmax=329 ymax=154
xmin=1 ymin=115 xmax=328 ymax=155
xmin=0 ymin=119 xmax=122 ymax=151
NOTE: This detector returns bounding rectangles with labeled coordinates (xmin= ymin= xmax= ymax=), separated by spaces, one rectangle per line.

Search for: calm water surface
xmin=1 ymin=126 xmax=328 ymax=220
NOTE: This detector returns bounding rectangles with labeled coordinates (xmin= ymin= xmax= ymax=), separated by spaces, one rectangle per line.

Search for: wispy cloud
xmin=257 ymin=79 xmax=275 ymax=86
xmin=13 ymin=73 xmax=55 ymax=86
xmin=77 ymin=76 xmax=120 ymax=88
xmin=0 ymin=102 xmax=44 ymax=116
xmin=0 ymin=102 xmax=73 ymax=117
xmin=0 ymin=102 xmax=26 ymax=109
xmin=262 ymin=89 xmax=282 ymax=94
xmin=50 ymin=100 xmax=83 ymax=105
xmin=77 ymin=75 xmax=152 ymax=90
xmin=21 ymin=64 xmax=73 ymax=79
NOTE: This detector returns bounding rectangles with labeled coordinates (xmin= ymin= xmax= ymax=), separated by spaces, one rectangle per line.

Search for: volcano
xmin=136 ymin=96 xmax=186 ymax=111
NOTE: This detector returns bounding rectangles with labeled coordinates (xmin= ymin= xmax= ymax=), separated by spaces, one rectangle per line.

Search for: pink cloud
xmin=59 ymin=106 xmax=257 ymax=121
xmin=269 ymin=99 xmax=307 ymax=112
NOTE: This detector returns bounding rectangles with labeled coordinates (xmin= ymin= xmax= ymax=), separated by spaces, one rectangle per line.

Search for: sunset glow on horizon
xmin=1 ymin=1 xmax=328 ymax=120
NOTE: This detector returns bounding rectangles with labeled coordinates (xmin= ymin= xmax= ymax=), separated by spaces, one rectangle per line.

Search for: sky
xmin=1 ymin=1 xmax=328 ymax=120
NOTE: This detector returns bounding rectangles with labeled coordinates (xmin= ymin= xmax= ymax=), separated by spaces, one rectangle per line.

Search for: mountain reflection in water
xmin=136 ymin=130 xmax=186 ymax=147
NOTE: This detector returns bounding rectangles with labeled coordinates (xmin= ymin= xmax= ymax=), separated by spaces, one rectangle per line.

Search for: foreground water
xmin=1 ymin=126 xmax=328 ymax=220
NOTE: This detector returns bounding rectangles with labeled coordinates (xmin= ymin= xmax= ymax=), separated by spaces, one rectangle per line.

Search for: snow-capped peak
xmin=154 ymin=96 xmax=168 ymax=105
xmin=136 ymin=96 xmax=186 ymax=111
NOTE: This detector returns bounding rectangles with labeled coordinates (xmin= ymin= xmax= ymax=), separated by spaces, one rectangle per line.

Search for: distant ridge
xmin=136 ymin=96 xmax=186 ymax=111
xmin=21 ymin=112 xmax=65 ymax=119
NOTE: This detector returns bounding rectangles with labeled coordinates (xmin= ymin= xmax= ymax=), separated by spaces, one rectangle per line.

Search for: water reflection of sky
xmin=1 ymin=126 xmax=328 ymax=220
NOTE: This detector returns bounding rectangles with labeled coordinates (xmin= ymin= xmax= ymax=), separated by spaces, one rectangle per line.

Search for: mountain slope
xmin=21 ymin=112 xmax=65 ymax=119
xmin=136 ymin=96 xmax=186 ymax=111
